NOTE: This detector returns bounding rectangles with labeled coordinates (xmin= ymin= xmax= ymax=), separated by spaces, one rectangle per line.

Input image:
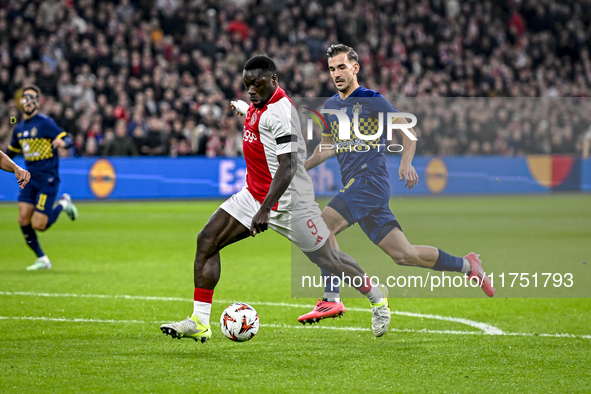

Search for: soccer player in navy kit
xmin=6 ymin=85 xmax=78 ymax=271
xmin=299 ymin=45 xmax=494 ymax=324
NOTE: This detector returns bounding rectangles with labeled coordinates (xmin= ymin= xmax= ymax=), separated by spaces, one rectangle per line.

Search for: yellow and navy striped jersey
xmin=9 ymin=113 xmax=66 ymax=179
xmin=322 ymin=86 xmax=399 ymax=184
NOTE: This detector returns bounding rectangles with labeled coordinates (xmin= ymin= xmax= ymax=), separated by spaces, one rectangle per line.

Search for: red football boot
xmin=298 ymin=298 xmax=346 ymax=325
xmin=465 ymin=252 xmax=495 ymax=297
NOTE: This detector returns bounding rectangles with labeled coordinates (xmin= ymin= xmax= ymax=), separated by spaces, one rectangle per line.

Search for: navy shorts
xmin=327 ymin=174 xmax=402 ymax=245
xmin=18 ymin=176 xmax=59 ymax=215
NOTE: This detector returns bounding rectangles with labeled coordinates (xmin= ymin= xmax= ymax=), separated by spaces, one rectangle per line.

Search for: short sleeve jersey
xmin=242 ymin=85 xmax=316 ymax=211
xmin=9 ymin=113 xmax=66 ymax=180
xmin=323 ymin=86 xmax=399 ymax=185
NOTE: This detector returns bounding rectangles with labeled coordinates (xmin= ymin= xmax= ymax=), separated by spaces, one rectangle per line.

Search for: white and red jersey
xmin=242 ymin=85 xmax=315 ymax=211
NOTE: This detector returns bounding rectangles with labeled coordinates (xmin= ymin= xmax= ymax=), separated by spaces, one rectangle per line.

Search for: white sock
xmin=461 ymin=258 xmax=471 ymax=274
xmin=323 ymin=292 xmax=340 ymax=303
xmin=365 ymin=286 xmax=384 ymax=304
xmin=58 ymin=199 xmax=68 ymax=209
xmin=192 ymin=301 xmax=211 ymax=326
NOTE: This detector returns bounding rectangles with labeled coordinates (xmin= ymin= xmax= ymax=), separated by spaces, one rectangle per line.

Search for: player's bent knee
xmin=32 ymin=222 xmax=47 ymax=231
xmin=31 ymin=213 xmax=49 ymax=231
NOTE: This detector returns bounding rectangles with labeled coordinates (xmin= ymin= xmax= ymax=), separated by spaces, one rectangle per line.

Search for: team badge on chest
xmin=353 ymin=103 xmax=362 ymax=114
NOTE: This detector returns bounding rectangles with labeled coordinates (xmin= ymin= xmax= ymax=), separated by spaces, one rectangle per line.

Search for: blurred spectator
xmin=141 ymin=118 xmax=166 ymax=155
xmin=1 ymin=0 xmax=591 ymax=158
xmin=103 ymin=120 xmax=139 ymax=156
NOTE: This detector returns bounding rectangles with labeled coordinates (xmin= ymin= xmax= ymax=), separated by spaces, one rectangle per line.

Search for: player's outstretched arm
xmin=304 ymin=135 xmax=336 ymax=171
xmin=250 ymin=152 xmax=296 ymax=236
xmin=0 ymin=150 xmax=30 ymax=189
xmin=394 ymin=117 xmax=419 ymax=189
xmin=230 ymin=100 xmax=249 ymax=117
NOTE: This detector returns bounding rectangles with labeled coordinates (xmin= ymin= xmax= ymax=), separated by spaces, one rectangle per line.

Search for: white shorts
xmin=220 ymin=187 xmax=329 ymax=252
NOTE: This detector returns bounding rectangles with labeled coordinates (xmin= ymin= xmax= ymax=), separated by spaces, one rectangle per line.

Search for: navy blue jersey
xmin=323 ymin=86 xmax=399 ymax=185
xmin=8 ymin=113 xmax=66 ymax=180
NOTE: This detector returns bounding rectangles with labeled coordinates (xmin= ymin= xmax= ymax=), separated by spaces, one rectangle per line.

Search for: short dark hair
xmin=244 ymin=55 xmax=277 ymax=74
xmin=326 ymin=44 xmax=359 ymax=63
xmin=22 ymin=84 xmax=41 ymax=98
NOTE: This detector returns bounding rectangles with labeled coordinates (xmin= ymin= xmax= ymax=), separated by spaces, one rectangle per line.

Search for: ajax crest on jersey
xmin=220 ymin=303 xmax=259 ymax=342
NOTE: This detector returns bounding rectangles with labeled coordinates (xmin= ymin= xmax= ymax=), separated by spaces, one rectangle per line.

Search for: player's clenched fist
xmin=399 ymin=163 xmax=419 ymax=189
xmin=231 ymin=100 xmax=249 ymax=116
xmin=250 ymin=207 xmax=271 ymax=236
xmin=15 ymin=166 xmax=31 ymax=189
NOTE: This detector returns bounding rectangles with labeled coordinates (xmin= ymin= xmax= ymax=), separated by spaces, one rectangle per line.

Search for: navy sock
xmin=20 ymin=224 xmax=44 ymax=258
xmin=46 ymin=204 xmax=63 ymax=229
xmin=432 ymin=249 xmax=463 ymax=272
xmin=321 ymin=269 xmax=340 ymax=295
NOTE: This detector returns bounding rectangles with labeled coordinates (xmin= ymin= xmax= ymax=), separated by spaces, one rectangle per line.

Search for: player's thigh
xmin=17 ymin=180 xmax=39 ymax=225
xmin=326 ymin=176 xmax=389 ymax=233
xmin=33 ymin=180 xmax=59 ymax=216
xmin=358 ymin=204 xmax=402 ymax=244
xmin=18 ymin=202 xmax=35 ymax=225
xmin=321 ymin=205 xmax=349 ymax=235
xmin=199 ymin=207 xmax=250 ymax=252
xmin=205 ymin=188 xmax=259 ymax=251
xmin=30 ymin=190 xmax=57 ymax=231
xmin=270 ymin=206 xmax=330 ymax=253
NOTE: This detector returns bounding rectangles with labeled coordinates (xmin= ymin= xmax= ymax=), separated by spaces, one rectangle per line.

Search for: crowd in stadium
xmin=1 ymin=0 xmax=591 ymax=158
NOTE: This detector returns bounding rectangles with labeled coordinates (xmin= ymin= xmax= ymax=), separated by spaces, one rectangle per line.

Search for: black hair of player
xmin=244 ymin=55 xmax=277 ymax=76
xmin=326 ymin=44 xmax=359 ymax=64
xmin=22 ymin=84 xmax=41 ymax=98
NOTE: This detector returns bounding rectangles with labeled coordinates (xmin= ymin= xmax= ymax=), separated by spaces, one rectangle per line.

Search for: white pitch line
xmin=0 ymin=316 xmax=150 ymax=324
xmin=0 ymin=316 xmax=477 ymax=336
xmin=9 ymin=291 xmax=591 ymax=337
xmin=0 ymin=316 xmax=589 ymax=339
xmin=0 ymin=315 xmax=477 ymax=335
xmin=0 ymin=291 xmax=502 ymax=334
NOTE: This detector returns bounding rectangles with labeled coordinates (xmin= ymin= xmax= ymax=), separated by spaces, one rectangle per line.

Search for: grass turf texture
xmin=0 ymin=195 xmax=589 ymax=393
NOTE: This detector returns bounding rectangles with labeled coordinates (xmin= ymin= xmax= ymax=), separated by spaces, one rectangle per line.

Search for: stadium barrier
xmin=0 ymin=155 xmax=588 ymax=201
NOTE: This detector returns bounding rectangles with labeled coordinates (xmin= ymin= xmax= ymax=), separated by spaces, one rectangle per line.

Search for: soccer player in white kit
xmin=161 ymin=56 xmax=390 ymax=343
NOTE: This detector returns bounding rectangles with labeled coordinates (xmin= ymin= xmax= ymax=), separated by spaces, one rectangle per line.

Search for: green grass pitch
xmin=1 ymin=195 xmax=590 ymax=393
